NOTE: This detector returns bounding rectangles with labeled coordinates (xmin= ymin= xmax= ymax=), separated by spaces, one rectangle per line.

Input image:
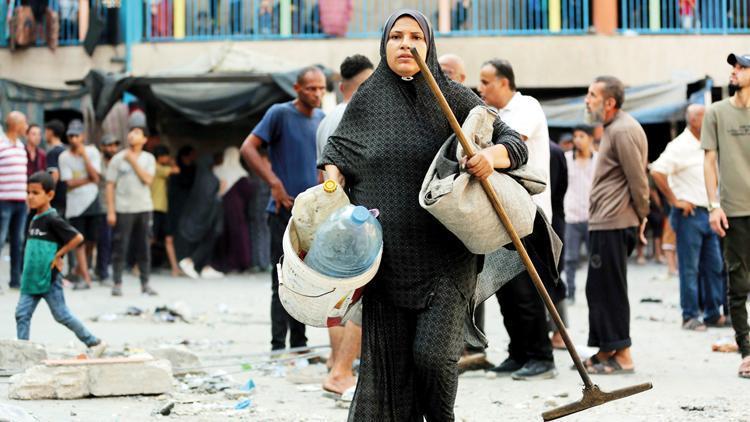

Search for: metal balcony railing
xmin=144 ymin=0 xmax=591 ymax=42
xmin=620 ymin=0 xmax=749 ymax=33
xmin=3 ymin=0 xmax=746 ymax=49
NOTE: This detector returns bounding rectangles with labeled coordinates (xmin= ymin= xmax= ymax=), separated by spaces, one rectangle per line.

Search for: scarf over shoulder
xmin=319 ymin=9 xmax=528 ymax=309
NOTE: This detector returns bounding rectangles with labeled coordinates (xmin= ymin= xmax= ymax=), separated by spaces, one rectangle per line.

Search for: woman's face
xmin=385 ymin=17 xmax=428 ymax=78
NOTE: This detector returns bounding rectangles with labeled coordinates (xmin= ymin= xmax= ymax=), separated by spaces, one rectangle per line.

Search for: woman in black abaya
xmin=320 ymin=10 xmax=528 ymax=422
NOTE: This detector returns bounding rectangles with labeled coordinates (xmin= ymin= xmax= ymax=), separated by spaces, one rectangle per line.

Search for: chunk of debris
xmin=8 ymin=365 xmax=89 ymax=399
xmin=157 ymin=402 xmax=175 ymax=416
xmin=9 ymin=355 xmax=173 ymax=400
xmin=640 ymin=297 xmax=663 ymax=303
xmin=712 ymin=337 xmax=739 ymax=353
xmin=180 ymin=371 xmax=236 ymax=394
xmin=147 ymin=346 xmax=203 ymax=376
xmin=234 ymin=399 xmax=252 ymax=410
xmin=0 ymin=340 xmax=48 ymax=375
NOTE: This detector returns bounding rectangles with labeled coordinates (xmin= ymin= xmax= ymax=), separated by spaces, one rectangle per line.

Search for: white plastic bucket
xmin=278 ymin=220 xmax=382 ymax=328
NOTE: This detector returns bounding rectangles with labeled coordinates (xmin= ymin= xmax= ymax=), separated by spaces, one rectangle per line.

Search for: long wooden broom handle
xmin=410 ymin=47 xmax=594 ymax=388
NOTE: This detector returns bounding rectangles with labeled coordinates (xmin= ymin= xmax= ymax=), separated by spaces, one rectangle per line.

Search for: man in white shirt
xmin=651 ymin=104 xmax=726 ymax=331
xmin=478 ymin=59 xmax=556 ymax=380
xmin=59 ymin=120 xmax=103 ymax=290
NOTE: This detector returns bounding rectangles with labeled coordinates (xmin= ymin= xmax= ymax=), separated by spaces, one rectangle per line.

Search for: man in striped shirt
xmin=1 ymin=111 xmax=29 ymax=289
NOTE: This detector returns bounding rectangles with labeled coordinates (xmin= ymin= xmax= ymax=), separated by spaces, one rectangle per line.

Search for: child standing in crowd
xmin=151 ymin=145 xmax=181 ymax=276
xmin=106 ymin=112 xmax=157 ymax=297
xmin=563 ymin=124 xmax=598 ymax=302
xmin=15 ymin=171 xmax=106 ymax=356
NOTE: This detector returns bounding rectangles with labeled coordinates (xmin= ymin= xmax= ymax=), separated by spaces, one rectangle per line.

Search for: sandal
xmin=586 ymin=357 xmax=635 ymax=375
xmin=571 ymin=354 xmax=602 ymax=371
xmin=322 ymin=385 xmax=356 ymax=401
xmin=739 ymin=356 xmax=750 ymax=379
xmin=682 ymin=318 xmax=707 ymax=331
xmin=705 ymin=315 xmax=731 ymax=328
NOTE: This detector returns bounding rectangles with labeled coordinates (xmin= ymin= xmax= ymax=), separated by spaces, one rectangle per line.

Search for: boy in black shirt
xmin=15 ymin=171 xmax=105 ymax=356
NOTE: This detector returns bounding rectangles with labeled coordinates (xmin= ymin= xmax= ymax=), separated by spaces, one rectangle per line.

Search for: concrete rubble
xmin=146 ymin=345 xmax=203 ymax=376
xmin=0 ymin=340 xmax=47 ymax=375
xmin=8 ymin=354 xmax=173 ymax=400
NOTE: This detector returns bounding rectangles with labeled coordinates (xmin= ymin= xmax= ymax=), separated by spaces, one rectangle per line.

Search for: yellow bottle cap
xmin=323 ymin=179 xmax=338 ymax=193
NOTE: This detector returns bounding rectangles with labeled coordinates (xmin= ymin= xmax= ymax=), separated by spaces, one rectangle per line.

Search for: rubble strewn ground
xmin=1 ymin=261 xmax=749 ymax=421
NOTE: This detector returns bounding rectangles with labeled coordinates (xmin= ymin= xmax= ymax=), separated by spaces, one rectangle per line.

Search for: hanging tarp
xmin=0 ymin=78 xmax=88 ymax=126
xmin=84 ymin=44 xmax=332 ymax=126
xmin=541 ymin=78 xmax=711 ymax=127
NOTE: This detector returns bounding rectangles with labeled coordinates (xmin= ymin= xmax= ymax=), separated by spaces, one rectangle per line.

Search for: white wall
xmin=1 ymin=35 xmax=745 ymax=89
xmin=0 ymin=45 xmax=123 ymax=89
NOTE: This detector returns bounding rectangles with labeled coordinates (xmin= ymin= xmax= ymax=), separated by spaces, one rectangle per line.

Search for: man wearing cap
xmin=59 ymin=120 xmax=103 ymax=290
xmin=106 ymin=112 xmax=157 ymax=296
xmin=0 ymin=111 xmax=29 ymax=290
xmin=703 ymin=53 xmax=750 ymax=379
xmin=95 ymin=134 xmax=120 ymax=283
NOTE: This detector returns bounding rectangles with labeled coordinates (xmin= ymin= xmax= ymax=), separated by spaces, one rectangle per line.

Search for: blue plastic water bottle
xmin=304 ymin=205 xmax=383 ymax=278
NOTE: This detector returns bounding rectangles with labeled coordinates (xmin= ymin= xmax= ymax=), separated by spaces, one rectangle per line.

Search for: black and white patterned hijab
xmin=330 ymin=9 xmax=486 ymax=160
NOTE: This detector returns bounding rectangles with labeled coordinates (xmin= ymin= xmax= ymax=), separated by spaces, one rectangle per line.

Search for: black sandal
xmin=571 ymin=354 xmax=601 ymax=371
xmin=586 ymin=357 xmax=635 ymax=375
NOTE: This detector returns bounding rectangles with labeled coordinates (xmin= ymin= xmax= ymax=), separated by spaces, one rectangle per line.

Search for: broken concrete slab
xmin=8 ymin=355 xmax=173 ymax=400
xmin=8 ymin=365 xmax=88 ymax=400
xmin=88 ymin=358 xmax=172 ymax=397
xmin=146 ymin=345 xmax=202 ymax=376
xmin=0 ymin=340 xmax=47 ymax=374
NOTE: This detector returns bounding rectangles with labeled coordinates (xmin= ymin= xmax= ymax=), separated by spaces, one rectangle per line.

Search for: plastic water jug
xmin=304 ymin=205 xmax=383 ymax=278
xmin=292 ymin=180 xmax=350 ymax=252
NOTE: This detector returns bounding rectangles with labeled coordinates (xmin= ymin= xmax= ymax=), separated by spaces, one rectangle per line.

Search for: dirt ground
xmin=0 ymin=259 xmax=748 ymax=422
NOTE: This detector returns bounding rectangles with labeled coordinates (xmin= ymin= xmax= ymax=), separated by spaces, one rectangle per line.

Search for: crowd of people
xmin=1 ymin=109 xmax=274 ymax=297
xmin=4 ymin=8 xmax=749 ymax=421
